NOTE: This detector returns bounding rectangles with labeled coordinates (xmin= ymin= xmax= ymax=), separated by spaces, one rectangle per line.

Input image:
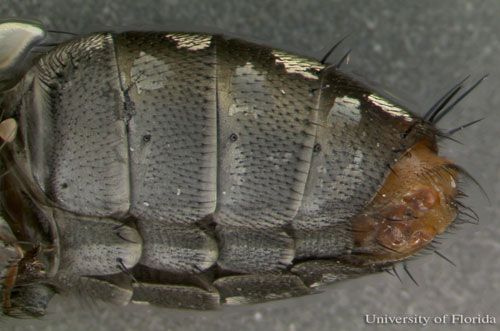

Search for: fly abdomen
xmin=0 ymin=22 xmax=468 ymax=316
xmin=18 ymin=32 xmax=395 ymax=276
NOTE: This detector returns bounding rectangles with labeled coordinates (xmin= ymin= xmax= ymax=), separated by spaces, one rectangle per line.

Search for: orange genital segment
xmin=351 ymin=141 xmax=459 ymax=264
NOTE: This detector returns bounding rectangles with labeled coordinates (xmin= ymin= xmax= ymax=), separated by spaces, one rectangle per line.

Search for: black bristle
xmin=445 ymin=118 xmax=484 ymax=136
xmin=434 ymin=250 xmax=456 ymax=267
xmin=116 ymin=258 xmax=139 ymax=284
xmin=335 ymin=49 xmax=352 ymax=69
xmin=447 ymin=164 xmax=490 ymax=204
xmin=392 ymin=265 xmax=402 ymax=283
xmin=432 ymin=75 xmax=488 ymax=123
xmin=320 ymin=34 xmax=350 ymax=64
xmin=403 ymin=264 xmax=419 ymax=286
xmin=425 ymin=76 xmax=469 ymax=122
xmin=47 ymin=29 xmax=78 ymax=36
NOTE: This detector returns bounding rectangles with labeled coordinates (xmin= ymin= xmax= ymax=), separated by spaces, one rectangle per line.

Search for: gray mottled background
xmin=1 ymin=0 xmax=499 ymax=330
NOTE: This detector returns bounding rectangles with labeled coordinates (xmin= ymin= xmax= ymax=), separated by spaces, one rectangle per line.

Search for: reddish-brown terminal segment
xmin=350 ymin=141 xmax=459 ymax=264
